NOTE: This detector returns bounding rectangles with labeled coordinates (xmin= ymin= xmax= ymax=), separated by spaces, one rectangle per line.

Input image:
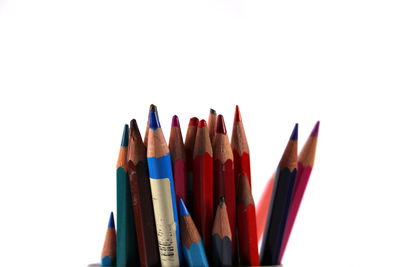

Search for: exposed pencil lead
xmin=198 ymin=119 xmax=207 ymax=128
xmin=179 ymin=198 xmax=190 ymax=217
xmin=149 ymin=108 xmax=161 ymax=130
xmin=234 ymin=105 xmax=242 ymax=122
xmin=172 ymin=115 xmax=180 ymax=127
xmin=189 ymin=117 xmax=199 ymax=126
xmin=210 ymin=108 xmax=217 ymax=115
xmin=290 ymin=123 xmax=298 ymax=141
xmin=108 ymin=212 xmax=115 ymax=228
xmin=216 ymin=115 xmax=227 ymax=134
xmin=121 ymin=124 xmax=129 ymax=147
xmin=310 ymin=121 xmax=320 ymax=137
xmin=130 ymin=119 xmax=140 ymax=135
xmin=150 ymin=104 xmax=157 ymax=111
xmin=219 ymin=197 xmax=225 ymax=206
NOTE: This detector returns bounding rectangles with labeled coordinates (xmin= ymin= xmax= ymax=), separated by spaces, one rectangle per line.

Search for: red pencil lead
xmin=216 ymin=115 xmax=227 ymax=134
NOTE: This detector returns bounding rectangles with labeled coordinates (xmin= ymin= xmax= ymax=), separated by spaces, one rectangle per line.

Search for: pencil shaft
xmin=256 ymin=174 xmax=275 ymax=242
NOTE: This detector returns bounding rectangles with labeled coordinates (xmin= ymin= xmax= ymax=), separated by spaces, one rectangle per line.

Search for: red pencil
xmin=237 ymin=173 xmax=259 ymax=266
xmin=256 ymin=173 xmax=275 ymax=242
xmin=213 ymin=114 xmax=236 ymax=262
xmin=231 ymin=105 xmax=251 ymax=188
xmin=184 ymin=117 xmax=199 ymax=211
xmin=169 ymin=115 xmax=187 ymax=203
xmin=192 ymin=119 xmax=213 ymax=255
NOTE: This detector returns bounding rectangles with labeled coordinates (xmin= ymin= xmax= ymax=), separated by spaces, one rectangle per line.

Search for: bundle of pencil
xmin=127 ymin=119 xmax=160 ymax=267
xmin=116 ymin=125 xmax=139 ymax=266
xmin=147 ymin=105 xmax=182 ymax=265
xmin=213 ymin=115 xmax=236 ymax=262
xmin=184 ymin=117 xmax=199 ymax=211
xmin=260 ymin=124 xmax=298 ymax=266
xmin=192 ymin=119 xmax=213 ymax=255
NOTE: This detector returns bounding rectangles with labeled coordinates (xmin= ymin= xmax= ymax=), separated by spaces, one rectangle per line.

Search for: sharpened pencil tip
xmin=219 ymin=197 xmax=225 ymax=206
xmin=310 ymin=121 xmax=320 ymax=137
xmin=198 ymin=119 xmax=207 ymax=128
xmin=179 ymin=198 xmax=190 ymax=216
xmin=189 ymin=117 xmax=199 ymax=126
xmin=121 ymin=124 xmax=129 ymax=147
xmin=130 ymin=119 xmax=140 ymax=135
xmin=234 ymin=105 xmax=242 ymax=122
xmin=149 ymin=104 xmax=157 ymax=111
xmin=290 ymin=123 xmax=298 ymax=141
xmin=216 ymin=115 xmax=227 ymax=134
xmin=108 ymin=212 xmax=115 ymax=228
xmin=172 ymin=115 xmax=180 ymax=127
xmin=149 ymin=109 xmax=161 ymax=130
xmin=210 ymin=108 xmax=217 ymax=115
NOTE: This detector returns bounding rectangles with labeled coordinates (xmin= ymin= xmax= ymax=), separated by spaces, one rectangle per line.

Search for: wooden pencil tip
xmin=290 ymin=123 xmax=298 ymax=141
xmin=149 ymin=104 xmax=157 ymax=111
xmin=130 ymin=119 xmax=140 ymax=135
xmin=310 ymin=121 xmax=320 ymax=137
xmin=189 ymin=117 xmax=199 ymax=126
xmin=210 ymin=108 xmax=217 ymax=115
xmin=198 ymin=119 xmax=207 ymax=128
xmin=172 ymin=115 xmax=180 ymax=127
xmin=216 ymin=114 xmax=227 ymax=134
xmin=179 ymin=198 xmax=190 ymax=217
xmin=234 ymin=105 xmax=242 ymax=122
xmin=121 ymin=124 xmax=129 ymax=147
xmin=108 ymin=212 xmax=115 ymax=229
xmin=149 ymin=109 xmax=161 ymax=130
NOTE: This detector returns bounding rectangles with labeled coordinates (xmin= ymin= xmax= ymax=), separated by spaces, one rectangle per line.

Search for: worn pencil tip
xmin=149 ymin=108 xmax=161 ymax=130
xmin=172 ymin=115 xmax=180 ymax=127
xmin=108 ymin=212 xmax=115 ymax=228
xmin=310 ymin=121 xmax=320 ymax=137
xmin=210 ymin=108 xmax=217 ymax=115
xmin=189 ymin=117 xmax=199 ymax=127
xmin=234 ymin=105 xmax=242 ymax=122
xmin=290 ymin=123 xmax=298 ymax=141
xmin=216 ymin=114 xmax=227 ymax=134
xmin=198 ymin=119 xmax=207 ymax=128
xmin=121 ymin=124 xmax=129 ymax=147
xmin=179 ymin=198 xmax=190 ymax=216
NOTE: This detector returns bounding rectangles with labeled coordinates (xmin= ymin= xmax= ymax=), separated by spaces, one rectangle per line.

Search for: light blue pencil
xmin=147 ymin=105 xmax=181 ymax=266
xmin=179 ymin=199 xmax=209 ymax=267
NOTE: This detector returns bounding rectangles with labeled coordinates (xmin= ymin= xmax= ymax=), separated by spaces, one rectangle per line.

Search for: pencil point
xmin=172 ymin=115 xmax=180 ymax=127
xmin=198 ymin=119 xmax=207 ymax=128
xmin=149 ymin=109 xmax=161 ymax=130
xmin=290 ymin=123 xmax=298 ymax=141
xmin=310 ymin=121 xmax=320 ymax=137
xmin=219 ymin=197 xmax=225 ymax=206
xmin=210 ymin=108 xmax=217 ymax=115
xmin=189 ymin=117 xmax=199 ymax=126
xmin=121 ymin=124 xmax=129 ymax=147
xmin=234 ymin=105 xmax=242 ymax=122
xmin=179 ymin=198 xmax=190 ymax=216
xmin=108 ymin=212 xmax=115 ymax=228
xmin=130 ymin=119 xmax=140 ymax=135
xmin=216 ymin=115 xmax=227 ymax=134
xmin=150 ymin=104 xmax=157 ymax=111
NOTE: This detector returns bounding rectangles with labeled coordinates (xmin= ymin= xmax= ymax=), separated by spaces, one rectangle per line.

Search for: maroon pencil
xmin=184 ymin=117 xmax=199 ymax=211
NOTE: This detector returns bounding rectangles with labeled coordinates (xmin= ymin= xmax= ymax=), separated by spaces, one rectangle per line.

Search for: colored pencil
xmin=256 ymin=173 xmax=275 ymax=242
xmin=279 ymin=121 xmax=320 ymax=262
xmin=179 ymin=199 xmax=209 ymax=267
xmin=184 ymin=117 xmax=199 ymax=211
xmin=236 ymin=174 xmax=259 ymax=266
xmin=169 ymin=115 xmax=187 ymax=203
xmin=144 ymin=105 xmax=158 ymax=148
xmin=116 ymin=124 xmax=139 ymax=267
xmin=231 ymin=105 xmax=251 ymax=188
xmin=213 ymin=114 xmax=236 ymax=262
xmin=260 ymin=124 xmax=298 ymax=266
xmin=207 ymin=108 xmax=217 ymax=144
xmin=127 ymin=119 xmax=161 ymax=267
xmin=211 ymin=197 xmax=232 ymax=267
xmin=101 ymin=212 xmax=116 ymax=266
xmin=192 ymin=119 xmax=213 ymax=255
xmin=147 ymin=105 xmax=181 ymax=266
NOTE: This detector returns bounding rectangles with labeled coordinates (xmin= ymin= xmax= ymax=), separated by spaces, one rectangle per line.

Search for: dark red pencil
xmin=192 ymin=119 xmax=213 ymax=255
xmin=184 ymin=117 xmax=199 ymax=211
xmin=213 ymin=114 xmax=236 ymax=262
xmin=169 ymin=115 xmax=187 ymax=203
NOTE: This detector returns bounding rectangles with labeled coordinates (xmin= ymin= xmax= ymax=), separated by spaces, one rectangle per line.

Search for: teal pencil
xmin=116 ymin=125 xmax=139 ymax=266
xmin=147 ymin=105 xmax=182 ymax=266
xmin=101 ymin=212 xmax=116 ymax=266
xmin=179 ymin=199 xmax=209 ymax=267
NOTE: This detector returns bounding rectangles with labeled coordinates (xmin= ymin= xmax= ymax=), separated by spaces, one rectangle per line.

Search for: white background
xmin=1 ymin=0 xmax=399 ymax=266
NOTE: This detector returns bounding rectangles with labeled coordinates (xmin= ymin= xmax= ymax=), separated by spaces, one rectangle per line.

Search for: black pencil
xmin=212 ymin=197 xmax=232 ymax=267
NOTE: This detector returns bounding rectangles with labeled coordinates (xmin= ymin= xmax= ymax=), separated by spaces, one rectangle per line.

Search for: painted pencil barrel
xmin=148 ymin=154 xmax=181 ymax=266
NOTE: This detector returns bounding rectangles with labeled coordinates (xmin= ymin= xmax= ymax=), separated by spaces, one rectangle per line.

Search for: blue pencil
xmin=179 ymin=199 xmax=209 ymax=267
xmin=147 ymin=105 xmax=181 ymax=266
xmin=101 ymin=212 xmax=116 ymax=266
